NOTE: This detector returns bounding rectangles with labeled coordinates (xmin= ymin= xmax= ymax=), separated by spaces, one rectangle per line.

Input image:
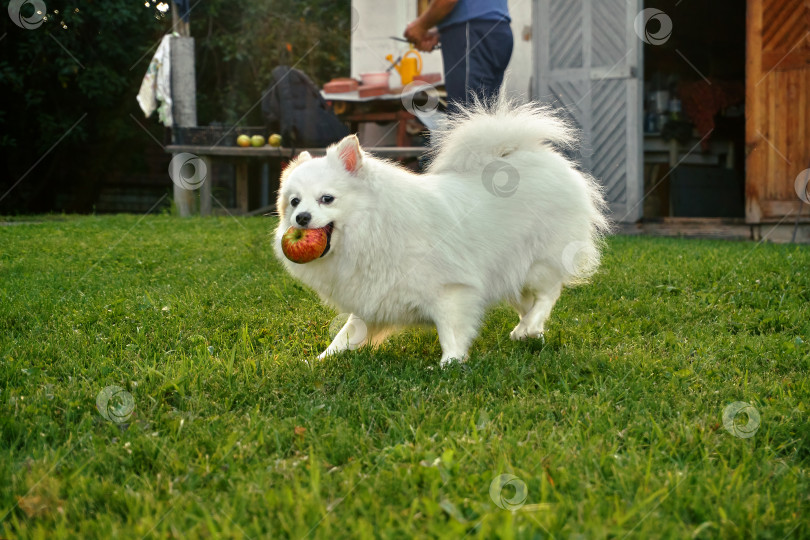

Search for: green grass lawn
xmin=1 ymin=214 xmax=809 ymax=539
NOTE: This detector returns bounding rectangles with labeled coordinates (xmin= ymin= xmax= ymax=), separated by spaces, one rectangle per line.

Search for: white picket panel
xmin=533 ymin=0 xmax=643 ymax=222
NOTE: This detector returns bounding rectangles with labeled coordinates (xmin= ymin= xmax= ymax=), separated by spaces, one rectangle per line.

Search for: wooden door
xmin=532 ymin=0 xmax=644 ymax=222
xmin=746 ymin=0 xmax=810 ymax=223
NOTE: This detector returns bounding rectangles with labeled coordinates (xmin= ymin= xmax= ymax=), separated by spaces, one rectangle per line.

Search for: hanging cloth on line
xmin=136 ymin=34 xmax=173 ymax=127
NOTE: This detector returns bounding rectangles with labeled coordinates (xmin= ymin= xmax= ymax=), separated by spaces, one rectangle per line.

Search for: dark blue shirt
xmin=438 ymin=0 xmax=511 ymax=29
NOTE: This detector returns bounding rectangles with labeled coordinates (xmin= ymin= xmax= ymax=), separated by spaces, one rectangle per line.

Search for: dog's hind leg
xmin=509 ymin=281 xmax=562 ymax=342
xmin=432 ymin=285 xmax=484 ymax=368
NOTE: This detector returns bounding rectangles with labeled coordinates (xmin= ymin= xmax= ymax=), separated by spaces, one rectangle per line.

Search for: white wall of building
xmin=350 ymin=0 xmax=533 ymax=102
xmin=506 ymin=0 xmax=533 ymax=102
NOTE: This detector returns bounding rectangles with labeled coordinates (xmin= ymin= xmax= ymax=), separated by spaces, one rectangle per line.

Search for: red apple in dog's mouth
xmin=281 ymin=223 xmax=333 ymax=263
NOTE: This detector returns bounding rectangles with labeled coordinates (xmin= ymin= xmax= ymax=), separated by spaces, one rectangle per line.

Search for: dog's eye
xmin=320 ymin=195 xmax=335 ymax=205
xmin=290 ymin=197 xmax=300 ymax=207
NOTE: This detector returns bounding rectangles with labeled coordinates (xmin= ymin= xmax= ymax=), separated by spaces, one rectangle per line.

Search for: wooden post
xmin=171 ymin=2 xmax=190 ymax=38
xmin=170 ymin=2 xmax=199 ymax=216
xmin=235 ymin=162 xmax=249 ymax=213
xmin=200 ymin=156 xmax=212 ymax=216
xmin=170 ymin=36 xmax=198 ymax=216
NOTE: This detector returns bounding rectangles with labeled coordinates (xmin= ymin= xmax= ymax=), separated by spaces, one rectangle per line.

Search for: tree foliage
xmin=194 ymin=0 xmax=351 ymax=125
xmin=0 ymin=0 xmax=350 ymax=213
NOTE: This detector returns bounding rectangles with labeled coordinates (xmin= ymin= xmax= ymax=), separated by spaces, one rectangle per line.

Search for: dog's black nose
xmin=296 ymin=212 xmax=311 ymax=227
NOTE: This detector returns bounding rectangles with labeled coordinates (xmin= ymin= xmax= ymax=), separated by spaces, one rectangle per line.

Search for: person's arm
xmin=404 ymin=0 xmax=458 ymax=50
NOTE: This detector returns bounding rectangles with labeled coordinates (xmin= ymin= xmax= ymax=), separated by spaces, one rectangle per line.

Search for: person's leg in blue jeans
xmin=440 ymin=19 xmax=513 ymax=112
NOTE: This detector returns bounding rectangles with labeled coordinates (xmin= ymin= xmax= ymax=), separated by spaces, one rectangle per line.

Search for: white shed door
xmin=532 ymin=0 xmax=643 ymax=222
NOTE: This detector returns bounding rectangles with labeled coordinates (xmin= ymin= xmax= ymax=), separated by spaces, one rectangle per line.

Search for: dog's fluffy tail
xmin=427 ymin=93 xmax=611 ymax=285
xmin=426 ymin=93 xmax=576 ymax=174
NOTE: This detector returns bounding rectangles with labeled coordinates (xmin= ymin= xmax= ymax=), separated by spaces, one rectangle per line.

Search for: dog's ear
xmin=335 ymin=135 xmax=363 ymax=174
xmin=297 ymin=151 xmax=312 ymax=162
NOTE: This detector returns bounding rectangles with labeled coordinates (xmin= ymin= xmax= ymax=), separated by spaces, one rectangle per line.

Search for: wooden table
xmin=165 ymin=145 xmax=427 ymax=215
xmin=643 ymin=134 xmax=735 ymax=168
xmin=322 ymin=85 xmax=443 ymax=147
xmin=643 ymin=134 xmax=738 ymax=218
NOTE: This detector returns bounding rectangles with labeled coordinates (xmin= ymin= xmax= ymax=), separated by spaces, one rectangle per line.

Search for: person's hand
xmin=404 ymin=0 xmax=455 ymax=50
xmin=419 ymin=28 xmax=440 ymax=52
xmin=405 ymin=22 xmax=439 ymax=52
xmin=404 ymin=20 xmax=428 ymax=46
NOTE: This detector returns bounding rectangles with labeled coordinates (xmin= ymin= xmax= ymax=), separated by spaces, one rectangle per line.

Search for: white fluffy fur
xmin=274 ymin=96 xmax=610 ymax=367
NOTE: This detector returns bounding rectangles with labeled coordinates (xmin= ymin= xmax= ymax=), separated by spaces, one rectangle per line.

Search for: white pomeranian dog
xmin=274 ymin=96 xmax=610 ymax=367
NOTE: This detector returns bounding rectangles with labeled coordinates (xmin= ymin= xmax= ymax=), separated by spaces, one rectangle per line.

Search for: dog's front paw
xmin=509 ymin=325 xmax=545 ymax=343
xmin=439 ymin=355 xmax=466 ymax=369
